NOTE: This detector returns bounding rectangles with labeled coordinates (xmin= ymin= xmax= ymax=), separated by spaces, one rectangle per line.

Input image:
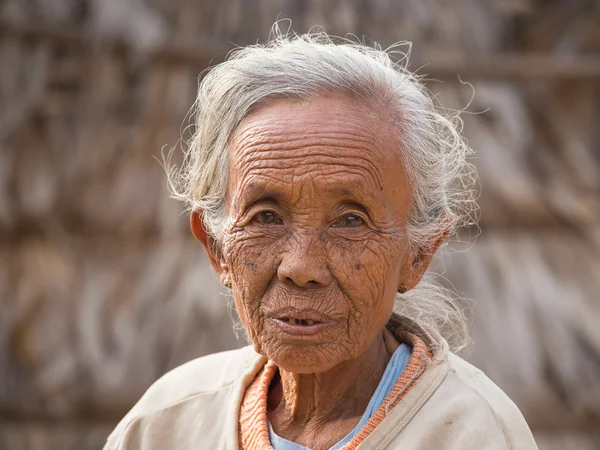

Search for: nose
xmin=277 ymin=231 xmax=333 ymax=288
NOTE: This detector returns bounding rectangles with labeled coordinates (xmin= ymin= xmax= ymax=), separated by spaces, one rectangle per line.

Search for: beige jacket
xmin=104 ymin=317 xmax=538 ymax=449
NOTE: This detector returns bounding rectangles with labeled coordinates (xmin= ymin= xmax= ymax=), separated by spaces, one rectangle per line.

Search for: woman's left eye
xmin=333 ymin=213 xmax=364 ymax=228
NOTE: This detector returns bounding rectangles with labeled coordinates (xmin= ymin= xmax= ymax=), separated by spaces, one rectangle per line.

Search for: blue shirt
xmin=268 ymin=343 xmax=413 ymax=450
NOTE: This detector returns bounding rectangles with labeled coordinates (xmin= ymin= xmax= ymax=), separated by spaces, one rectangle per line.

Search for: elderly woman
xmin=105 ymin=31 xmax=538 ymax=450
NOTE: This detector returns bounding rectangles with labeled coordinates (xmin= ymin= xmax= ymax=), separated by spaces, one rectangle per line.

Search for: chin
xmin=264 ymin=340 xmax=346 ymax=374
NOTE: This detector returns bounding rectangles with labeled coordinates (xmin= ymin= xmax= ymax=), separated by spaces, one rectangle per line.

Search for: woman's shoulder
xmin=426 ymin=353 xmax=538 ymax=449
xmin=104 ymin=345 xmax=264 ymax=450
xmin=384 ymin=351 xmax=538 ymax=449
xmin=385 ymin=317 xmax=537 ymax=448
xmin=444 ymin=353 xmax=529 ymax=424
xmin=136 ymin=345 xmax=261 ymax=403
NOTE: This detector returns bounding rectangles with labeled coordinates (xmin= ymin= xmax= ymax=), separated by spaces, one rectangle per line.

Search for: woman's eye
xmin=253 ymin=210 xmax=283 ymax=225
xmin=333 ymin=214 xmax=364 ymax=228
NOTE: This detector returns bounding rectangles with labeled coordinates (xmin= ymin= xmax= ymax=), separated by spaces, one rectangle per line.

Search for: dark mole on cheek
xmin=354 ymin=263 xmax=362 ymax=270
xmin=245 ymin=261 xmax=258 ymax=273
xmin=379 ymin=185 xmax=384 ymax=192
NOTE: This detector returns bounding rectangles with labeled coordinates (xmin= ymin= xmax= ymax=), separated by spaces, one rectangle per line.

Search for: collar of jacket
xmin=225 ymin=313 xmax=451 ymax=450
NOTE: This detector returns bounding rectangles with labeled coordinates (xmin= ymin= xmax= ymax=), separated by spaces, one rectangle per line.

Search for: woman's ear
xmin=400 ymin=228 xmax=450 ymax=291
xmin=190 ymin=211 xmax=228 ymax=281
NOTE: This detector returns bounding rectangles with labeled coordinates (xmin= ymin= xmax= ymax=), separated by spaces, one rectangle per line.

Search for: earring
xmin=398 ymin=284 xmax=408 ymax=294
xmin=224 ymin=279 xmax=232 ymax=289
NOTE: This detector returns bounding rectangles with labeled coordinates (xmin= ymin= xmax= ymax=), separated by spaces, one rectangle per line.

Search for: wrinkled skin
xmin=191 ymin=94 xmax=446 ymax=449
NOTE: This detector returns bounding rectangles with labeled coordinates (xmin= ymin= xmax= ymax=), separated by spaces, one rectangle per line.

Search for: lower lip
xmin=269 ymin=318 xmax=333 ymax=336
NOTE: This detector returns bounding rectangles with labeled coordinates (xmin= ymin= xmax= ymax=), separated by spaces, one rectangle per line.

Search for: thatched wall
xmin=1 ymin=0 xmax=599 ymax=449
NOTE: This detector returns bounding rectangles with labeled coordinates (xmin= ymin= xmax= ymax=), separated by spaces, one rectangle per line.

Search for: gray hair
xmin=166 ymin=27 xmax=477 ymax=350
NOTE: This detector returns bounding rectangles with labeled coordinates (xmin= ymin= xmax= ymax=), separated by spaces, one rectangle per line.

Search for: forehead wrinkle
xmin=235 ymin=152 xmax=385 ymax=191
xmin=231 ymin=134 xmax=390 ymax=188
xmin=234 ymin=119 xmax=379 ymax=145
xmin=234 ymin=143 xmax=389 ymax=165
xmin=231 ymin=118 xmax=387 ymax=158
xmin=234 ymin=166 xmax=384 ymax=215
xmin=231 ymin=128 xmax=389 ymax=166
xmin=230 ymin=100 xmax=396 ymax=157
xmin=235 ymin=155 xmax=384 ymax=204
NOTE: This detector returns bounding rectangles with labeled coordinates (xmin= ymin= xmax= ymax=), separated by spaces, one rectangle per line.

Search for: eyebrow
xmin=238 ymin=185 xmax=284 ymax=208
xmin=337 ymin=199 xmax=370 ymax=216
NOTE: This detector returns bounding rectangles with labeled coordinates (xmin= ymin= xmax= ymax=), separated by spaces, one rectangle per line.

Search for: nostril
xmin=284 ymin=277 xmax=320 ymax=287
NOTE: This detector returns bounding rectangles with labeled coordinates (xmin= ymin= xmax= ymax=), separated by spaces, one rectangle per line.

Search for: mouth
xmin=279 ymin=317 xmax=320 ymax=326
xmin=268 ymin=308 xmax=334 ymax=336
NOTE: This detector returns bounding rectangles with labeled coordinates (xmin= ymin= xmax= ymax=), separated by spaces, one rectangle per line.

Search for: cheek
xmin=222 ymin=229 xmax=282 ymax=333
xmin=329 ymin=234 xmax=406 ymax=325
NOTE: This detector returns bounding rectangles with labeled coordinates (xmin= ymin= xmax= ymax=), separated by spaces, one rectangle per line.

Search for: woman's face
xmin=219 ymin=94 xmax=417 ymax=373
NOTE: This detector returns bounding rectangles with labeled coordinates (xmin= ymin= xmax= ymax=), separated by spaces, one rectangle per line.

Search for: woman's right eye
xmin=252 ymin=210 xmax=284 ymax=225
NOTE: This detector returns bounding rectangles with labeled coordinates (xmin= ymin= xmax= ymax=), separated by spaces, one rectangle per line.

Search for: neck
xmin=267 ymin=329 xmax=399 ymax=431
